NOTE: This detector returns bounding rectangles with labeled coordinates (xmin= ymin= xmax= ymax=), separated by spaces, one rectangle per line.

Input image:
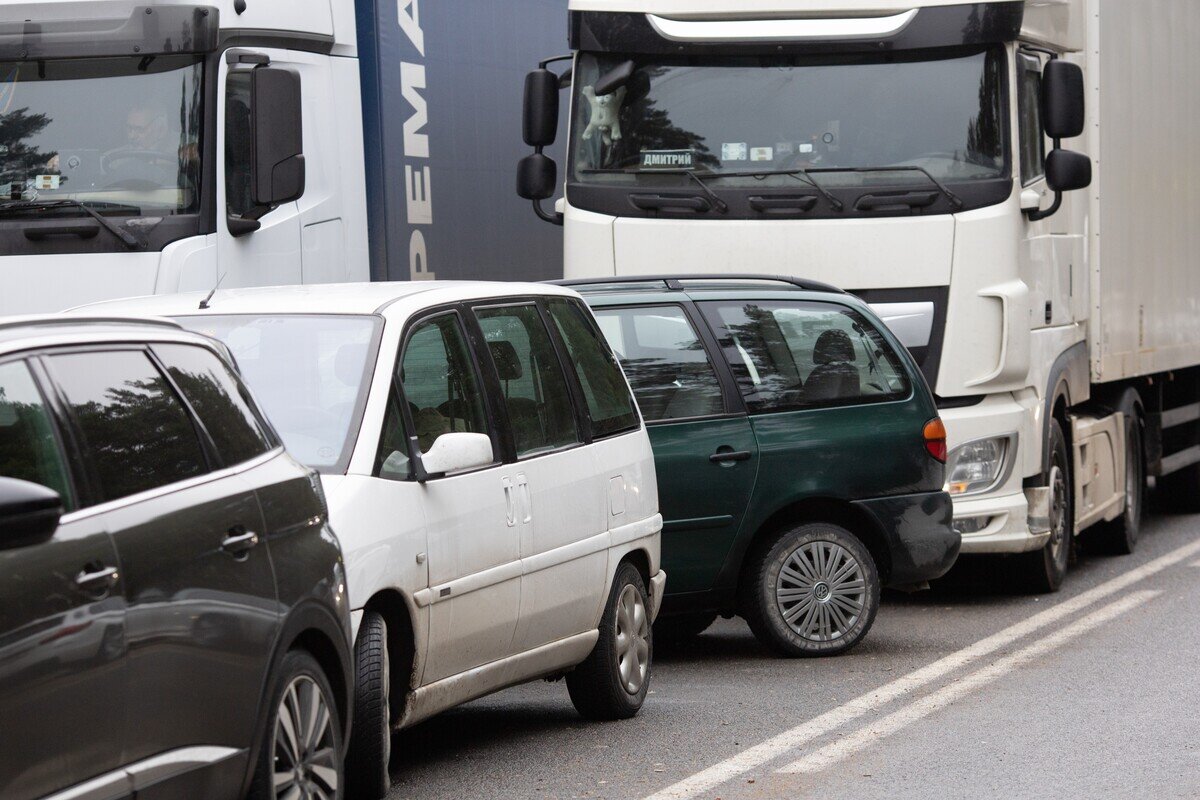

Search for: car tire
xmin=1093 ymin=405 xmax=1143 ymax=555
xmin=567 ymin=562 xmax=652 ymax=721
xmin=1018 ymin=419 xmax=1073 ymax=593
xmin=740 ymin=522 xmax=880 ymax=658
xmin=249 ymin=649 xmax=344 ymax=800
xmin=653 ymin=612 xmax=718 ymax=646
xmin=346 ymin=611 xmax=391 ymax=800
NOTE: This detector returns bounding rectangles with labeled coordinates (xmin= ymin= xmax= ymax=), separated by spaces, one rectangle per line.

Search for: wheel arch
xmin=363 ymin=588 xmax=419 ymax=720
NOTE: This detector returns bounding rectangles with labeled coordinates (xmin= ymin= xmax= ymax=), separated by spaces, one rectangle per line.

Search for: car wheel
xmin=1093 ymin=408 xmax=1143 ymax=555
xmin=249 ymin=649 xmax=343 ymax=800
xmin=346 ymin=611 xmax=391 ymax=800
xmin=567 ymin=562 xmax=652 ymax=721
xmin=1018 ymin=418 xmax=1073 ymax=593
xmin=653 ymin=612 xmax=718 ymax=646
xmin=741 ymin=522 xmax=880 ymax=658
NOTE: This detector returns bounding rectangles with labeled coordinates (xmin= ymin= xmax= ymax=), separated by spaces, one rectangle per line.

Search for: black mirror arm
xmin=1026 ymin=136 xmax=1063 ymax=222
xmin=533 ymin=198 xmax=563 ymax=226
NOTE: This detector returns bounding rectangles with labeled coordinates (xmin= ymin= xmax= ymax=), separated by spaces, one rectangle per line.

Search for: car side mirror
xmin=0 ymin=477 xmax=63 ymax=550
xmin=251 ymin=66 xmax=305 ymax=207
xmin=1045 ymin=149 xmax=1092 ymax=193
xmin=523 ymin=69 xmax=559 ymax=148
xmin=415 ymin=432 xmax=494 ymax=480
xmin=1042 ymin=60 xmax=1085 ymax=140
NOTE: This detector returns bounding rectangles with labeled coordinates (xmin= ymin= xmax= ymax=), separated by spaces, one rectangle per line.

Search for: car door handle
xmin=710 ymin=449 xmax=752 ymax=464
xmin=221 ymin=529 xmax=260 ymax=557
xmin=75 ymin=565 xmax=119 ymax=594
xmin=517 ymin=478 xmax=532 ymax=524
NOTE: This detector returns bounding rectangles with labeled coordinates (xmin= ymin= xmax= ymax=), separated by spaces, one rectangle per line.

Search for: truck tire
xmin=346 ymin=611 xmax=391 ymax=800
xmin=249 ymin=649 xmax=344 ymax=800
xmin=653 ymin=612 xmax=718 ymax=646
xmin=567 ymin=562 xmax=652 ymax=721
xmin=1093 ymin=399 xmax=1143 ymax=555
xmin=1018 ymin=419 xmax=1073 ymax=593
xmin=740 ymin=522 xmax=880 ymax=658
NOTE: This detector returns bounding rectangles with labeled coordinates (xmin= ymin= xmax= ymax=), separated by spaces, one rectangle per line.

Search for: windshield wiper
xmin=637 ymin=167 xmax=845 ymax=212
xmin=807 ymin=166 xmax=964 ymax=210
xmin=681 ymin=171 xmax=728 ymax=214
xmin=0 ymin=199 xmax=144 ymax=248
xmin=580 ymin=167 xmax=729 ymax=213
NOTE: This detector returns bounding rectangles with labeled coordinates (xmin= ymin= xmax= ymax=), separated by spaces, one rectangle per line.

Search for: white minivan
xmin=82 ymin=282 xmax=664 ymax=798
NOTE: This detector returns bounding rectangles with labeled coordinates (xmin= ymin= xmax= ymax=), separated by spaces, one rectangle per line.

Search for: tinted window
xmin=592 ymin=305 xmax=724 ymax=422
xmin=545 ymin=298 xmax=639 ymax=437
xmin=401 ymin=314 xmax=490 ymax=454
xmin=476 ymin=304 xmax=580 ymax=458
xmin=0 ymin=360 xmax=73 ymax=509
xmin=47 ymin=350 xmax=207 ymax=503
xmin=1018 ymin=53 xmax=1046 ymax=186
xmin=700 ymin=301 xmax=910 ymax=413
xmin=373 ymin=391 xmax=411 ymax=481
xmin=154 ymin=344 xmax=274 ymax=467
xmin=179 ymin=315 xmax=379 ymax=471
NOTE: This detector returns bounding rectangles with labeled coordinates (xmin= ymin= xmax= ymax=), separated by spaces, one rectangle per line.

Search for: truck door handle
xmin=629 ymin=194 xmax=710 ymax=212
xmin=75 ymin=565 xmax=119 ymax=594
xmin=710 ymin=449 xmax=752 ymax=464
xmin=221 ymin=529 xmax=260 ymax=557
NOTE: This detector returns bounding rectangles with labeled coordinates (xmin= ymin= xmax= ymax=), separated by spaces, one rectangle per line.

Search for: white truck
xmin=517 ymin=0 xmax=1200 ymax=590
xmin=0 ymin=0 xmax=564 ymax=315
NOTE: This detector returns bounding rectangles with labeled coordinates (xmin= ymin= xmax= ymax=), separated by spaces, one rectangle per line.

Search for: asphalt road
xmin=385 ymin=506 xmax=1200 ymax=800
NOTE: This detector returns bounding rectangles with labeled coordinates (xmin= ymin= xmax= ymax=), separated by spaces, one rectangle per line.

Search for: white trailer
xmin=517 ymin=0 xmax=1200 ymax=590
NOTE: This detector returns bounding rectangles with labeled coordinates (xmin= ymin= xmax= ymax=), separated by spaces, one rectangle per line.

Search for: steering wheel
xmin=100 ymin=148 xmax=177 ymax=176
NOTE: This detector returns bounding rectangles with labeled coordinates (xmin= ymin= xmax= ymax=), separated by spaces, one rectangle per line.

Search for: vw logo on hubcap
xmin=813 ymin=582 xmax=831 ymax=601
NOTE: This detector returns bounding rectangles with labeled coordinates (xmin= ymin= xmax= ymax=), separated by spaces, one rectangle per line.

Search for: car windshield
xmin=177 ymin=315 xmax=381 ymax=472
xmin=0 ymin=55 xmax=203 ymax=214
xmin=570 ymin=46 xmax=1006 ymax=188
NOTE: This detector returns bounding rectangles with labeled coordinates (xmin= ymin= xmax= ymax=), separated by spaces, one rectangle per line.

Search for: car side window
xmin=475 ymin=304 xmax=580 ymax=458
xmin=0 ymin=360 xmax=74 ymax=510
xmin=1018 ymin=52 xmax=1046 ymax=186
xmin=373 ymin=389 xmax=412 ymax=481
xmin=545 ymin=298 xmax=639 ymax=437
xmin=153 ymin=343 xmax=275 ymax=467
xmin=400 ymin=314 xmax=491 ymax=456
xmin=700 ymin=301 xmax=910 ymax=413
xmin=46 ymin=350 xmax=208 ymax=504
xmin=591 ymin=305 xmax=724 ymax=422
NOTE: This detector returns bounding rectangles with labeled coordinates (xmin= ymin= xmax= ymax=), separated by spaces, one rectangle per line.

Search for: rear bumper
xmin=853 ymin=490 xmax=960 ymax=585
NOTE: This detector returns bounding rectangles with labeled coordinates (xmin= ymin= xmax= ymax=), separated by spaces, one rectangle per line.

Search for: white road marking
xmin=1190 ymin=559 xmax=1200 ymax=568
xmin=778 ymin=589 xmax=1160 ymax=774
xmin=642 ymin=538 xmax=1200 ymax=800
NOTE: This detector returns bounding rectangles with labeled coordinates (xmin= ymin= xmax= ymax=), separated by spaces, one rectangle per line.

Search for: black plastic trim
xmin=0 ymin=5 xmax=219 ymax=60
xmin=849 ymin=286 xmax=949 ymax=391
xmin=218 ymin=30 xmax=335 ymax=56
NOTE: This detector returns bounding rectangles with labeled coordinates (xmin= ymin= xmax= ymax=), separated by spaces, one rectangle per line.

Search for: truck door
xmin=591 ymin=304 xmax=758 ymax=596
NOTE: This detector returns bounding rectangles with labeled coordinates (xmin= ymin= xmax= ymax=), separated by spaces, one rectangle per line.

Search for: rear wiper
xmin=0 ymin=199 xmax=144 ymax=248
xmin=580 ymin=167 xmax=728 ymax=214
xmin=807 ymin=165 xmax=964 ymax=210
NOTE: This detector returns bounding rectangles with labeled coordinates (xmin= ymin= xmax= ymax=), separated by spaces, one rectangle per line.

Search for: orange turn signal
xmin=924 ymin=417 xmax=948 ymax=463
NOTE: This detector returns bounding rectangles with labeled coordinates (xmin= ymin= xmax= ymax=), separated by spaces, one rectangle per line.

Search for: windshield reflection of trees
xmin=0 ymin=108 xmax=59 ymax=194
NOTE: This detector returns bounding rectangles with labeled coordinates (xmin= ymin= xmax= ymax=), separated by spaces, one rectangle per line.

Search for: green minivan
xmin=570 ymin=275 xmax=959 ymax=657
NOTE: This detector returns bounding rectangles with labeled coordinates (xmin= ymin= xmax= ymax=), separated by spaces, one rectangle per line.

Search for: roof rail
xmin=0 ymin=314 xmax=184 ymax=333
xmin=548 ymin=274 xmax=846 ymax=294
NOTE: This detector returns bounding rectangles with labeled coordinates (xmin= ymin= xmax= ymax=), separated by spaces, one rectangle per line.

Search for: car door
xmin=471 ymin=301 xmax=604 ymax=653
xmin=591 ymin=303 xmax=759 ymax=595
xmin=397 ymin=310 xmax=521 ymax=684
xmin=0 ymin=358 xmax=127 ymax=800
xmin=43 ymin=347 xmax=279 ymax=792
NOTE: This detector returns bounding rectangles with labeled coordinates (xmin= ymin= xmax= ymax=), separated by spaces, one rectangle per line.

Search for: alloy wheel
xmin=615 ymin=584 xmax=650 ymax=694
xmin=775 ymin=540 xmax=866 ymax=642
xmin=272 ymin=675 xmax=339 ymax=800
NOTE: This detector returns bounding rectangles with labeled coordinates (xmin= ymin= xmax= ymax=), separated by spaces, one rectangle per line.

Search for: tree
xmin=0 ymin=107 xmax=57 ymax=190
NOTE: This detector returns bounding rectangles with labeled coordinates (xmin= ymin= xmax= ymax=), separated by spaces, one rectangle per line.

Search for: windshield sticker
xmin=641 ymin=149 xmax=695 ymax=169
xmin=721 ymin=142 xmax=748 ymax=162
xmin=776 ymin=142 xmax=795 ymax=157
xmin=799 ymin=143 xmax=815 ymax=154
xmin=34 ymin=175 xmax=60 ymax=190
xmin=750 ymin=147 xmax=773 ymax=162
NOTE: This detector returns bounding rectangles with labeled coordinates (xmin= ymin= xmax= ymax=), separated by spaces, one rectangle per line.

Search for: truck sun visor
xmin=0 ymin=4 xmax=219 ymax=60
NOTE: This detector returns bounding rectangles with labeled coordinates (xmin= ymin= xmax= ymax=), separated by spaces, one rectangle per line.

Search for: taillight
xmin=924 ymin=417 xmax=948 ymax=463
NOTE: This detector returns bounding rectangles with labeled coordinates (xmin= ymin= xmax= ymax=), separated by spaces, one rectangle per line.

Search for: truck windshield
xmin=0 ymin=55 xmax=203 ymax=215
xmin=570 ymin=47 xmax=1006 ymax=189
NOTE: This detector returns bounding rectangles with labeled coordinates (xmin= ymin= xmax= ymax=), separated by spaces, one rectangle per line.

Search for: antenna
xmin=198 ymin=273 xmax=226 ymax=310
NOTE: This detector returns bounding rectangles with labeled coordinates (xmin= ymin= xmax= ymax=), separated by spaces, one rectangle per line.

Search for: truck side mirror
xmin=523 ymin=69 xmax=559 ymax=147
xmin=1045 ymin=149 xmax=1092 ymax=193
xmin=517 ymin=153 xmax=556 ymax=201
xmin=1042 ymin=60 xmax=1085 ymax=139
xmin=251 ymin=66 xmax=305 ymax=207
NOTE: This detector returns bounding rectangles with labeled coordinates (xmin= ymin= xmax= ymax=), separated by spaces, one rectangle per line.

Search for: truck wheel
xmin=740 ymin=522 xmax=880 ymax=658
xmin=346 ymin=611 xmax=391 ymax=800
xmin=1019 ymin=419 xmax=1073 ymax=593
xmin=249 ymin=649 xmax=344 ymax=800
xmin=653 ymin=612 xmax=718 ymax=646
xmin=567 ymin=562 xmax=652 ymax=721
xmin=1094 ymin=405 xmax=1143 ymax=555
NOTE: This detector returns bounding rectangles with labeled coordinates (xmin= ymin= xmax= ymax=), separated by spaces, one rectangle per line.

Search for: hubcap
xmin=775 ymin=541 xmax=865 ymax=643
xmin=272 ymin=675 xmax=339 ymax=800
xmin=615 ymin=584 xmax=650 ymax=694
xmin=1048 ymin=464 xmax=1068 ymax=563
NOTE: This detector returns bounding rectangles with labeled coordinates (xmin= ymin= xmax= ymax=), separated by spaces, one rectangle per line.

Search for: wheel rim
xmin=775 ymin=540 xmax=865 ymax=643
xmin=615 ymin=584 xmax=650 ymax=694
xmin=272 ymin=675 xmax=339 ymax=800
xmin=1048 ymin=463 xmax=1068 ymax=565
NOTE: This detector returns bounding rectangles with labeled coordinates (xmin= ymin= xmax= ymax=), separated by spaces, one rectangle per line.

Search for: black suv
xmin=0 ymin=316 xmax=352 ymax=800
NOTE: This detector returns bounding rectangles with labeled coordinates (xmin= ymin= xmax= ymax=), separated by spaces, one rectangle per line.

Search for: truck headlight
xmin=945 ymin=435 xmax=1014 ymax=496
